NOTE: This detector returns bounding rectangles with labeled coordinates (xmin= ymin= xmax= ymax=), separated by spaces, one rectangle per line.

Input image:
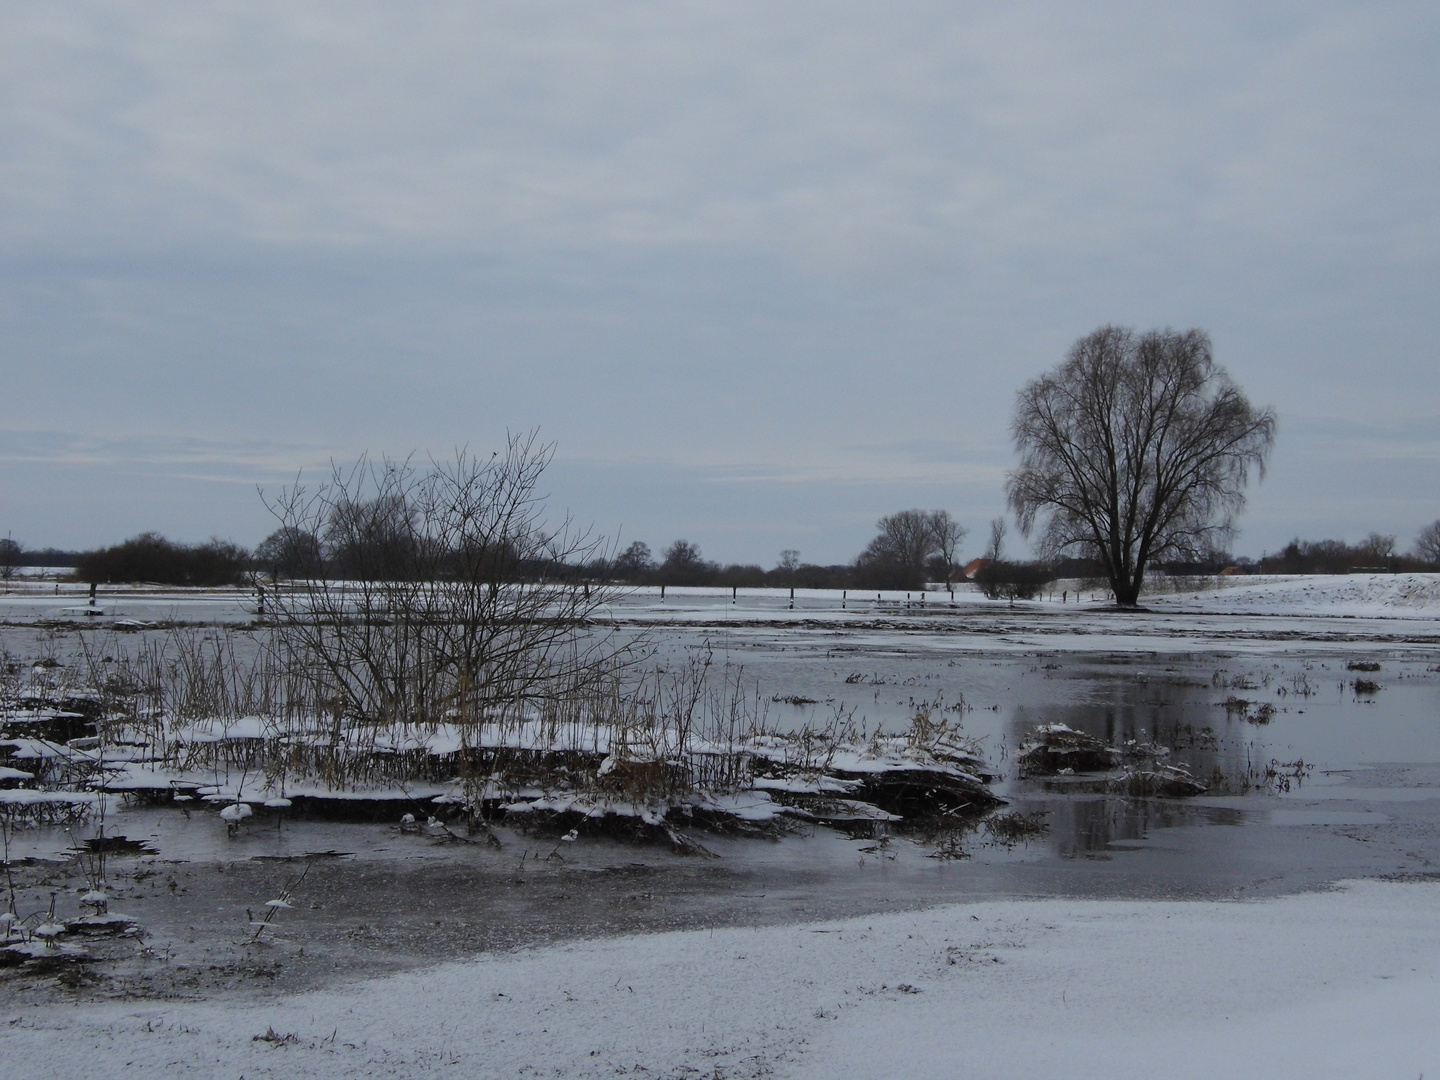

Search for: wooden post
xmin=661 ymin=584 xmax=666 ymax=601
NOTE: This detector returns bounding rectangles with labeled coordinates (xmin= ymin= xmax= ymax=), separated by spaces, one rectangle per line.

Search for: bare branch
xmin=259 ymin=434 xmax=634 ymax=738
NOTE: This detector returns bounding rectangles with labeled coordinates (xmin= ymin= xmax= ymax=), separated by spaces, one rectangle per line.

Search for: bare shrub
xmin=262 ymin=434 xmax=630 ymax=740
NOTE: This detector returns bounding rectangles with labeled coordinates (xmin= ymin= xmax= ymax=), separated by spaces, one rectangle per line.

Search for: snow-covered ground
xmin=1146 ymin=572 xmax=1440 ymax=617
xmin=2 ymin=573 xmax=1438 ymax=631
xmin=608 ymin=574 xmax=1440 ymax=623
xmin=4 ymin=878 xmax=1436 ymax=1080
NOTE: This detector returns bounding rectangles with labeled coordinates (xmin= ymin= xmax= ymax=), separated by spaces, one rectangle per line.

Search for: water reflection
xmin=7 ymin=619 xmax=1439 ymax=870
xmin=722 ymin=643 xmax=1440 ymax=859
xmin=1008 ymin=693 xmax=1257 ymax=795
xmin=996 ymin=665 xmax=1272 ymax=853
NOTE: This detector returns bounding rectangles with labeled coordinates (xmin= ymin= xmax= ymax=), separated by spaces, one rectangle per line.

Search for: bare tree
xmin=1415 ymin=520 xmax=1440 ymax=568
xmin=857 ymin=510 xmax=965 ymax=588
xmin=1355 ymin=532 xmax=1397 ymax=568
xmin=929 ymin=513 xmax=967 ymax=582
xmin=777 ymin=549 xmax=801 ymax=579
xmin=261 ymin=432 xmax=628 ymax=735
xmin=659 ymin=540 xmax=714 ymax=585
xmin=984 ymin=518 xmax=1006 ymax=562
xmin=0 ymin=536 xmax=20 ymax=586
xmin=1007 ymin=326 xmax=1276 ymax=607
xmin=612 ymin=540 xmax=654 ymax=580
xmin=254 ymin=526 xmax=323 ymax=577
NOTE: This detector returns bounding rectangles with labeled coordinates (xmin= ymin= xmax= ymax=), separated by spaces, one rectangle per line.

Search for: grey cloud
xmin=1284 ymin=415 xmax=1440 ymax=456
xmin=0 ymin=429 xmax=333 ymax=478
xmin=5 ymin=4 xmax=1434 ymax=264
xmin=1 ymin=2 xmax=1437 ymax=558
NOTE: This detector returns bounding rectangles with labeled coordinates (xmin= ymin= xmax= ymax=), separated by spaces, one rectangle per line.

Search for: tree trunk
xmin=1113 ymin=583 xmax=1142 ymax=607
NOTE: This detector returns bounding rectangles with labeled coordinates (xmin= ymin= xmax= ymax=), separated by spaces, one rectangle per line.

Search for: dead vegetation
xmin=982 ymin=810 xmax=1049 ymax=846
xmin=1107 ymin=765 xmax=1207 ymax=797
xmin=1221 ymin=698 xmax=1277 ymax=724
xmin=3 ymin=633 xmax=1007 ymax=850
xmin=1015 ymin=723 xmax=1207 ymax=797
xmin=1015 ymin=724 xmax=1119 ymax=776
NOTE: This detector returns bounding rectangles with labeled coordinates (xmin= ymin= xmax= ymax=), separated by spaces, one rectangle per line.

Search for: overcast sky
xmin=2 ymin=2 xmax=1437 ymax=565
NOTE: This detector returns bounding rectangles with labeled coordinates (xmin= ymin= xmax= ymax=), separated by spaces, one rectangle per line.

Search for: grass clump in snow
xmin=8 ymin=633 xmax=1007 ymax=848
xmin=1015 ymin=724 xmax=1119 ymax=777
xmin=982 ymin=810 xmax=1050 ymax=847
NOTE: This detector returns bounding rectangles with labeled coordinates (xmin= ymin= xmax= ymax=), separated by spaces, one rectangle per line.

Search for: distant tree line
xmin=6 ymin=508 xmax=1439 ymax=591
xmin=74 ymin=533 xmax=252 ymax=587
xmin=0 ymin=541 xmax=82 ymax=569
xmin=606 ymin=510 xmax=972 ymax=592
xmin=1256 ymin=531 xmax=1440 ymax=574
xmin=603 ymin=539 xmax=861 ymax=590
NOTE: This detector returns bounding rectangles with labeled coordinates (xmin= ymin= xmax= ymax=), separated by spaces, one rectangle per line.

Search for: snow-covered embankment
xmin=5 ymin=879 xmax=1438 ymax=1080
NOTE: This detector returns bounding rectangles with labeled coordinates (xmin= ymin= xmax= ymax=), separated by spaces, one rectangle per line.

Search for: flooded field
xmin=2 ymin=583 xmax=1439 ymax=1003
xmin=637 ymin=615 xmax=1440 ymax=863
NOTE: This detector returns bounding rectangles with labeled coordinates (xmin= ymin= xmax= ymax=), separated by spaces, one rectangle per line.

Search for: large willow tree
xmin=1007 ymin=326 xmax=1276 ymax=607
